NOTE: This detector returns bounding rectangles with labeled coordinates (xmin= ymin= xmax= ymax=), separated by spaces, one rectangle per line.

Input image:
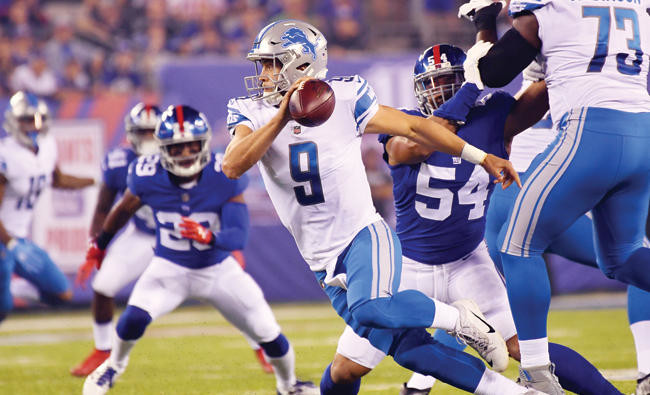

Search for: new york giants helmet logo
xmin=281 ymin=27 xmax=317 ymax=60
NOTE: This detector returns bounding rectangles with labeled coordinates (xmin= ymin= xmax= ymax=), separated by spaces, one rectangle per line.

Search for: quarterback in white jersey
xmin=224 ymin=19 xmax=541 ymax=395
xmin=0 ymin=91 xmax=95 ymax=323
xmin=465 ymin=0 xmax=650 ymax=393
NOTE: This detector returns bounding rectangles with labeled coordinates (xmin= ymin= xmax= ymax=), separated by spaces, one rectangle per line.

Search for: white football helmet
xmin=245 ymin=19 xmax=328 ymax=105
xmin=3 ymin=91 xmax=50 ymax=150
xmin=125 ymin=102 xmax=162 ymax=156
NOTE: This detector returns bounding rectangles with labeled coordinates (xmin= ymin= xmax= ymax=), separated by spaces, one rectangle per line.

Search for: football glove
xmin=179 ymin=217 xmax=213 ymax=245
xmin=75 ymin=240 xmax=106 ymax=289
xmin=463 ymin=40 xmax=494 ymax=90
xmin=522 ymin=53 xmax=547 ymax=82
xmin=458 ymin=0 xmax=505 ymax=21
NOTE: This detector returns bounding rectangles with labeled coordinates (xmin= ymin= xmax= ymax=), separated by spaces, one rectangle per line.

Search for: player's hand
xmin=75 ymin=241 xmax=106 ymax=289
xmin=179 ymin=217 xmax=213 ymax=245
xmin=522 ymin=53 xmax=547 ymax=82
xmin=277 ymin=76 xmax=314 ymax=123
xmin=480 ymin=154 xmax=522 ymax=189
xmin=463 ymin=40 xmax=493 ymax=90
xmin=458 ymin=0 xmax=505 ymax=21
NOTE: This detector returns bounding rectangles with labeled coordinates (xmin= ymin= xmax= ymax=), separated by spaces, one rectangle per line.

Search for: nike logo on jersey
xmin=472 ymin=311 xmax=496 ymax=333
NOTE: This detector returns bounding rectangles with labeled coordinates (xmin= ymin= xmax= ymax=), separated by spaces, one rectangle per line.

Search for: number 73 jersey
xmin=509 ymin=0 xmax=650 ymax=125
xmin=227 ymin=75 xmax=382 ymax=271
xmin=378 ymin=93 xmax=514 ymax=265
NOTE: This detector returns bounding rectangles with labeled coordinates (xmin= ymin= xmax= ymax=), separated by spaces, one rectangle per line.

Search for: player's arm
xmin=52 ymin=166 xmax=95 ymax=189
xmin=93 ymin=189 xmax=142 ymax=249
xmin=179 ymin=194 xmax=249 ymax=250
xmin=458 ymin=0 xmax=505 ymax=43
xmin=365 ymin=105 xmax=521 ymax=187
xmin=89 ymin=183 xmax=118 ymax=238
xmin=475 ymin=14 xmax=541 ymax=87
xmin=503 ymin=80 xmax=549 ymax=144
xmin=222 ymin=78 xmax=311 ymax=179
xmin=384 ymin=117 xmax=459 ymax=165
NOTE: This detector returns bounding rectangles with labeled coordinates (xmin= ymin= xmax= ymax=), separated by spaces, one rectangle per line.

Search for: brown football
xmin=289 ymin=79 xmax=335 ymax=127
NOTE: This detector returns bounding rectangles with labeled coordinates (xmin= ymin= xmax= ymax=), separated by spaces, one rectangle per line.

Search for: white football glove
xmin=463 ymin=40 xmax=494 ymax=90
xmin=522 ymin=53 xmax=547 ymax=82
xmin=458 ymin=0 xmax=506 ymax=21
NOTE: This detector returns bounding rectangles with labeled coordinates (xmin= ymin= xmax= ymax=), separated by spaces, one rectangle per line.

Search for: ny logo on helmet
xmin=281 ymin=27 xmax=317 ymax=60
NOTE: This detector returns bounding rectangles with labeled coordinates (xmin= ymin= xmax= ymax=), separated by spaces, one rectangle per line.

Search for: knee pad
xmin=116 ymin=305 xmax=152 ymax=341
xmin=259 ymin=333 xmax=289 ymax=358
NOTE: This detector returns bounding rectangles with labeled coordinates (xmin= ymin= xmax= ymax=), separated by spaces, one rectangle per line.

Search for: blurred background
xmin=0 ymin=0 xmax=639 ymax=308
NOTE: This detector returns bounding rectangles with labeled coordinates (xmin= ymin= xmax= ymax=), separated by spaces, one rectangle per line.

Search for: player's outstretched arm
xmin=94 ymin=189 xmax=142 ymax=248
xmin=222 ymin=77 xmax=312 ymax=179
xmin=52 ymin=166 xmax=95 ymax=189
xmin=88 ymin=183 xmax=118 ymax=239
xmin=366 ymin=105 xmax=521 ymax=188
xmin=504 ymin=80 xmax=549 ymax=144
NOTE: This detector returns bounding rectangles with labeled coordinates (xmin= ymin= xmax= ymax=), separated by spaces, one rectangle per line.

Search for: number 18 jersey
xmin=227 ymin=75 xmax=382 ymax=271
xmin=510 ymin=0 xmax=650 ymax=125
xmin=378 ymin=92 xmax=514 ymax=265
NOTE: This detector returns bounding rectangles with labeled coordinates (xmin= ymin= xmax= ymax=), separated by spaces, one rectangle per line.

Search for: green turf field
xmin=0 ymin=303 xmax=638 ymax=394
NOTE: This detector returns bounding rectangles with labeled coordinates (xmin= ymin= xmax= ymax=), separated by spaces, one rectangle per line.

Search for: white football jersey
xmin=0 ymin=134 xmax=57 ymax=238
xmin=510 ymin=0 xmax=650 ymax=125
xmin=227 ymin=75 xmax=382 ymax=271
xmin=509 ymin=111 xmax=556 ymax=172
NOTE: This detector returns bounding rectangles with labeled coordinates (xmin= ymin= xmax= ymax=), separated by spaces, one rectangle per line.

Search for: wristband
xmin=6 ymin=238 xmax=17 ymax=250
xmin=460 ymin=143 xmax=487 ymax=165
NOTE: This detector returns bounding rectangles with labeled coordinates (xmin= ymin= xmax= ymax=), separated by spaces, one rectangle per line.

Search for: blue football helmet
xmin=125 ymin=102 xmax=162 ymax=156
xmin=3 ymin=91 xmax=50 ymax=150
xmin=155 ymin=105 xmax=211 ymax=177
xmin=413 ymin=44 xmax=467 ymax=116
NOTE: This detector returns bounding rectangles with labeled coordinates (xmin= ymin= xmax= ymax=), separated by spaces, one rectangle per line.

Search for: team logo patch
xmin=453 ymin=156 xmax=462 ymax=164
xmin=293 ymin=125 xmax=302 ymax=135
xmin=281 ymin=27 xmax=317 ymax=60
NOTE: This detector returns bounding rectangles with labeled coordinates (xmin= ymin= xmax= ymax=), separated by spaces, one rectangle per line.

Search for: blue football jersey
xmin=127 ymin=153 xmax=249 ymax=269
xmin=378 ymin=92 xmax=515 ymax=264
xmin=101 ymin=146 xmax=155 ymax=235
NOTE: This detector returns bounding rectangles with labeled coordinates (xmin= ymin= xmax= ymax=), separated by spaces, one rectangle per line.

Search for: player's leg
xmin=12 ymin=240 xmax=72 ymax=305
xmin=630 ymin=285 xmax=650 ymax=394
xmin=343 ymin=220 xmax=507 ymax=368
xmin=199 ymin=256 xmax=316 ymax=395
xmin=83 ymin=257 xmax=189 ymax=395
xmin=72 ymin=225 xmax=155 ymax=376
xmin=0 ymin=246 xmax=16 ymax=323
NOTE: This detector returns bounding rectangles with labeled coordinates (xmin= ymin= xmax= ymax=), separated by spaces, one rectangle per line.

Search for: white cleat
xmin=82 ymin=359 xmax=123 ymax=395
xmin=448 ymin=299 xmax=509 ymax=372
xmin=277 ymin=379 xmax=319 ymax=395
xmin=517 ymin=363 xmax=564 ymax=395
xmin=636 ymin=372 xmax=650 ymax=395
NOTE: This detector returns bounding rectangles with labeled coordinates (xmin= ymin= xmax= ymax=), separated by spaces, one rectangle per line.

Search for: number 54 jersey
xmin=127 ymin=153 xmax=248 ymax=269
xmin=509 ymin=0 xmax=650 ymax=125
xmin=378 ymin=92 xmax=514 ymax=265
xmin=227 ymin=75 xmax=382 ymax=272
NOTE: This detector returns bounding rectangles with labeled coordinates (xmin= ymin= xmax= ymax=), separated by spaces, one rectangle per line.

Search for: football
xmin=289 ymin=79 xmax=336 ymax=127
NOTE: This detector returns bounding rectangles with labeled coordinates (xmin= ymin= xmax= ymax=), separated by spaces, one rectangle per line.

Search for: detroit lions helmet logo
xmin=281 ymin=27 xmax=317 ymax=60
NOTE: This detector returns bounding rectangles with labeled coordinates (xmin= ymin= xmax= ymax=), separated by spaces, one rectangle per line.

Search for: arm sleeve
xmin=126 ymin=161 xmax=142 ymax=198
xmin=432 ymin=83 xmax=481 ymax=124
xmin=352 ymin=76 xmax=379 ymax=136
xmin=213 ymin=202 xmax=249 ymax=251
xmin=477 ymin=28 xmax=539 ymax=88
xmin=227 ymin=98 xmax=255 ymax=136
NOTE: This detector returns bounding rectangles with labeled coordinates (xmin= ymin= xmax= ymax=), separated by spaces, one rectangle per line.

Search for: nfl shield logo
xmin=452 ymin=156 xmax=462 ymax=164
xmin=293 ymin=125 xmax=301 ymax=135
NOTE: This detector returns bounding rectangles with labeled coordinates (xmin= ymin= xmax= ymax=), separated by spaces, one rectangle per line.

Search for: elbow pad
xmin=478 ymin=28 xmax=539 ymax=87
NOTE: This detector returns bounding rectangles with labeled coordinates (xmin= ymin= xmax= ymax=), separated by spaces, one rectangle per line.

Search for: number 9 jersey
xmin=0 ymin=134 xmax=57 ymax=238
xmin=509 ymin=0 xmax=650 ymax=125
xmin=127 ymin=153 xmax=248 ymax=269
xmin=227 ymin=75 xmax=382 ymax=271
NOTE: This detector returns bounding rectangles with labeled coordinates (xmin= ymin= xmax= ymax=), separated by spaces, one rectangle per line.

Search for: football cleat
xmin=277 ymin=379 xmax=319 ymax=395
xmin=636 ymin=372 xmax=650 ymax=395
xmin=517 ymin=363 xmax=564 ymax=395
xmin=82 ymin=359 xmax=123 ymax=395
xmin=255 ymin=348 xmax=274 ymax=374
xmin=399 ymin=382 xmax=432 ymax=394
xmin=448 ymin=300 xmax=509 ymax=372
xmin=71 ymin=348 xmax=111 ymax=377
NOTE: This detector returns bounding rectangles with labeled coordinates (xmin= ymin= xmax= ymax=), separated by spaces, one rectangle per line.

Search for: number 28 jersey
xmin=127 ymin=153 xmax=248 ymax=269
xmin=0 ymin=135 xmax=57 ymax=238
xmin=378 ymin=92 xmax=514 ymax=265
xmin=227 ymin=75 xmax=382 ymax=271
xmin=510 ymin=0 xmax=650 ymax=125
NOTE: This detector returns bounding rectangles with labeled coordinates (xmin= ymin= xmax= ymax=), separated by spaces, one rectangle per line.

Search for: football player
xmin=71 ymin=103 xmax=161 ymax=376
xmin=82 ymin=105 xmax=316 ymax=395
xmin=462 ymin=0 xmax=650 ymax=392
xmin=224 ymin=19 xmax=543 ymax=395
xmin=0 ymin=91 xmax=95 ymax=323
